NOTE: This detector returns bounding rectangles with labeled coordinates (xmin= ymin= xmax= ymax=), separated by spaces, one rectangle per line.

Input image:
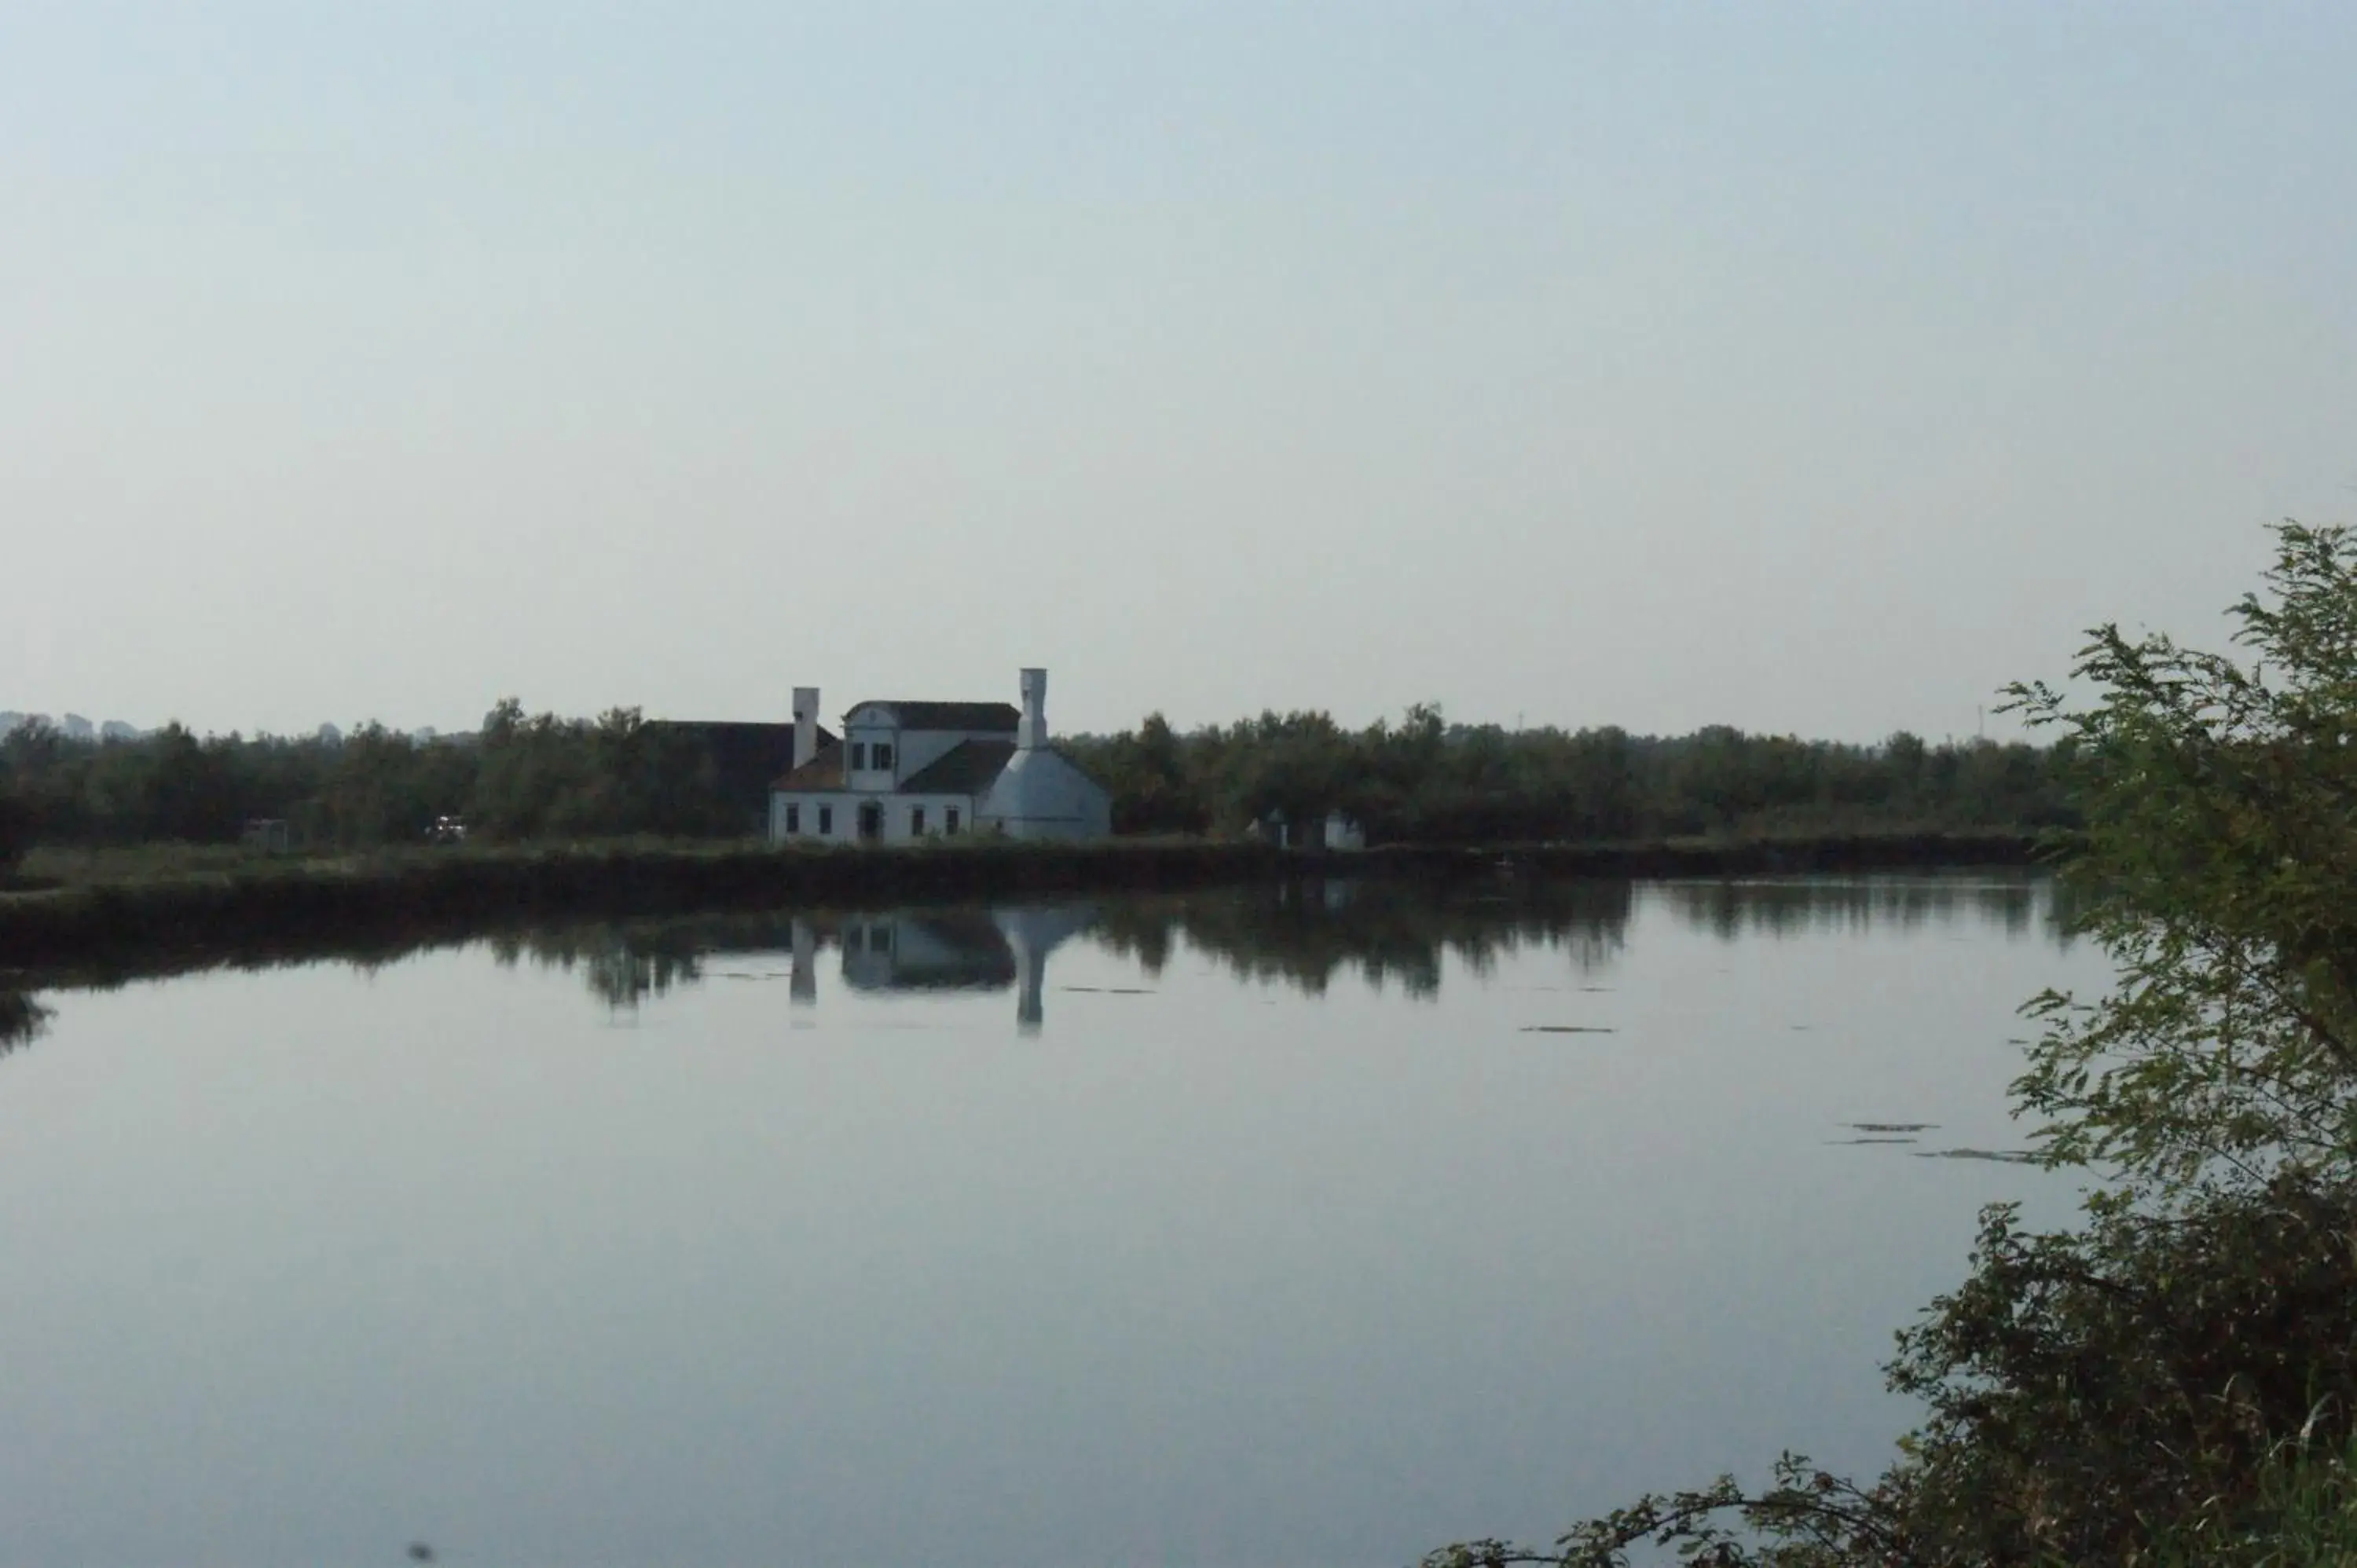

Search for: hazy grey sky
xmin=8 ymin=4 xmax=2354 ymax=742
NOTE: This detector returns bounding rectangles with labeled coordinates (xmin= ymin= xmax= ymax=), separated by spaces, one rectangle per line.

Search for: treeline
xmin=1065 ymin=705 xmax=2070 ymax=841
xmin=0 ymin=698 xmax=2069 ymax=857
xmin=0 ymin=700 xmax=748 ymax=855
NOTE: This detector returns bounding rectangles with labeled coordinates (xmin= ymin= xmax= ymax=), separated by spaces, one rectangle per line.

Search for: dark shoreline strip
xmin=0 ymin=830 xmax=2046 ymax=976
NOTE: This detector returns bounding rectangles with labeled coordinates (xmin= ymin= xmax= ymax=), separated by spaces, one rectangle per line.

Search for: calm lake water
xmin=0 ymin=875 xmax=2108 ymax=1568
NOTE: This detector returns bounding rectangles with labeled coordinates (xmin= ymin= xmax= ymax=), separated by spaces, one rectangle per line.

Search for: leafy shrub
xmin=1883 ymin=1178 xmax=2357 ymax=1564
xmin=1426 ymin=1179 xmax=2357 ymax=1566
xmin=1428 ymin=522 xmax=2357 ymax=1566
xmin=2153 ymin=1431 xmax=2357 ymax=1566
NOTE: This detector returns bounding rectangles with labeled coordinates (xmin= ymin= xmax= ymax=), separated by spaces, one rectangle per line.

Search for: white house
xmin=768 ymin=668 xmax=1113 ymax=844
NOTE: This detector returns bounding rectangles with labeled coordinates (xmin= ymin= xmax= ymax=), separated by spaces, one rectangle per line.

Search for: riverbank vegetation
xmin=0 ymin=696 xmax=2066 ymax=856
xmin=1425 ymin=522 xmax=2357 ymax=1567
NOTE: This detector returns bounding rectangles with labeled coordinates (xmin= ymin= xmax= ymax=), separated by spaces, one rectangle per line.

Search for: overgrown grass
xmin=9 ymin=825 xmax=2046 ymax=895
xmin=9 ymin=834 xmax=947 ymax=893
xmin=13 ymin=837 xmax=774 ymax=890
xmin=2153 ymin=1431 xmax=2357 ymax=1567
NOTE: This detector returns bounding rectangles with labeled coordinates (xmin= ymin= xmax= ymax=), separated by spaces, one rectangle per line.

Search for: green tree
xmin=2009 ymin=522 xmax=2357 ymax=1191
xmin=1427 ymin=522 xmax=2357 ymax=1567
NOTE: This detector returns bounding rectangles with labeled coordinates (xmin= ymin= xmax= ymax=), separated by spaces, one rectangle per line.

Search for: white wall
xmin=878 ymin=793 xmax=981 ymax=841
xmin=772 ymin=792 xmax=856 ymax=843
xmin=842 ymin=719 xmax=899 ymax=792
xmin=772 ymin=789 xmax=981 ymax=844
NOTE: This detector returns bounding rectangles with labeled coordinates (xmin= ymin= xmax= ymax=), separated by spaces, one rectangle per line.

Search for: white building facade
xmin=768 ymin=668 xmax=1113 ymax=844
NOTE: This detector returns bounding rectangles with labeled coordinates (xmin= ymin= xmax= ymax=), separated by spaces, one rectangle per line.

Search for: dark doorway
xmin=858 ymin=801 xmax=884 ymax=842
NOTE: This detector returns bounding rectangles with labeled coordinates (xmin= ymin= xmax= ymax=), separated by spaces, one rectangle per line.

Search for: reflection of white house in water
xmin=769 ymin=669 xmax=1112 ymax=844
xmin=842 ymin=911 xmax=1017 ymax=991
xmin=788 ymin=905 xmax=1097 ymax=1030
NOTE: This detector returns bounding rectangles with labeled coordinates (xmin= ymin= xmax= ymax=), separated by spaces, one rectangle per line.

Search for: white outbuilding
xmin=769 ymin=668 xmax=1113 ymax=844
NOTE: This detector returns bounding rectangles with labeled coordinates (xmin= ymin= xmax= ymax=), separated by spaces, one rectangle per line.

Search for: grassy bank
xmin=0 ymin=829 xmax=2045 ymax=974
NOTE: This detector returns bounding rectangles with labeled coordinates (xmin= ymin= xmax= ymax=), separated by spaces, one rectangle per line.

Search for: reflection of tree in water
xmin=497 ymin=921 xmax=739 ymax=1008
xmin=0 ymin=991 xmax=53 ymax=1056
xmin=494 ymin=874 xmax=2069 ymax=1011
xmin=1091 ymin=879 xmax=1637 ymax=998
xmin=1657 ymin=873 xmax=2067 ymax=943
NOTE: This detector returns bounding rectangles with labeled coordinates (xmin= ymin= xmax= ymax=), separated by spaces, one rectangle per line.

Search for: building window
xmin=785 ymin=804 xmax=801 ymax=834
xmin=875 ymin=743 xmax=895 ymax=771
xmin=870 ymin=925 xmax=892 ymax=954
xmin=845 ymin=926 xmax=864 ymax=954
xmin=946 ymin=807 xmax=960 ymax=835
xmin=851 ymin=742 xmax=867 ymax=771
xmin=818 ymin=804 xmax=833 ymax=835
xmin=910 ymin=805 xmax=926 ymax=835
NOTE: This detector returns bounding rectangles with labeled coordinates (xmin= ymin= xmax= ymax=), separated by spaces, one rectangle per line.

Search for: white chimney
xmin=1017 ymin=668 xmax=1048 ymax=750
xmin=792 ymin=686 xmax=820 ymax=770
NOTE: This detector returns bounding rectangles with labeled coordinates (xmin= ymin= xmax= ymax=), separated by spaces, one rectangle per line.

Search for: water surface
xmin=0 ymin=875 xmax=2106 ymax=1568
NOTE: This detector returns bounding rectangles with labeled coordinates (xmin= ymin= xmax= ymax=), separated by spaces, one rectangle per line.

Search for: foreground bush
xmin=1428 ymin=522 xmax=2357 ymax=1566
xmin=2155 ymin=1432 xmax=2357 ymax=1567
xmin=1428 ymin=1178 xmax=2357 ymax=1566
xmin=1882 ymin=1181 xmax=2357 ymax=1563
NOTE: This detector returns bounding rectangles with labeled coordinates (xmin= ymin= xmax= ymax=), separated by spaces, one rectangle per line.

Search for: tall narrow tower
xmin=792 ymin=687 xmax=820 ymax=769
xmin=1017 ymin=668 xmax=1048 ymax=750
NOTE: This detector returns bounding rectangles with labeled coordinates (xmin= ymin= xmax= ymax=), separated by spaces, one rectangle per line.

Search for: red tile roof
xmin=772 ymin=741 xmax=845 ymax=792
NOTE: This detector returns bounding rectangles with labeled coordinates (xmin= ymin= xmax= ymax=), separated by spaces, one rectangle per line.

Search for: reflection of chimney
xmin=1017 ymin=668 xmax=1047 ymax=751
xmin=792 ymin=687 xmax=820 ymax=770
xmin=1016 ymin=944 xmax=1044 ymax=1033
xmin=790 ymin=918 xmax=816 ymax=1006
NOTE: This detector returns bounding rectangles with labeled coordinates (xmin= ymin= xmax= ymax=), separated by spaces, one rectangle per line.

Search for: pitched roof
xmin=772 ymin=740 xmax=845 ymax=792
xmin=845 ymin=701 xmax=1020 ymax=732
xmin=898 ymin=738 xmax=1017 ymax=795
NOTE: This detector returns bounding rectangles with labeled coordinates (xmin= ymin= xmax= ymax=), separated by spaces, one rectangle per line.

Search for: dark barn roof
xmin=844 ymin=701 xmax=1020 ymax=732
xmin=649 ymin=720 xmax=838 ymax=824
